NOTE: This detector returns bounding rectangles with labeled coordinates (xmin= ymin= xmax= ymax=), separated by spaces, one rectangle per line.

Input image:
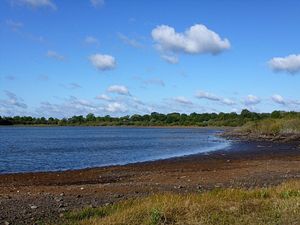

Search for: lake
xmin=0 ymin=127 xmax=230 ymax=174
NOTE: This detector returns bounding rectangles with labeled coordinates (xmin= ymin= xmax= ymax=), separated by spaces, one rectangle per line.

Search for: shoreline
xmin=221 ymin=129 xmax=300 ymax=143
xmin=0 ymin=138 xmax=231 ymax=176
xmin=0 ymin=124 xmax=233 ymax=129
xmin=1 ymin=139 xmax=300 ymax=224
xmin=0 ymin=143 xmax=232 ymax=176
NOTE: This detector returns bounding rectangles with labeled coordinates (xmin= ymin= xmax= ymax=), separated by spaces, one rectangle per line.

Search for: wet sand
xmin=0 ymin=140 xmax=300 ymax=224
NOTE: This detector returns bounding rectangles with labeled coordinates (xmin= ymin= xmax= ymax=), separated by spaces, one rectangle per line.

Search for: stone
xmin=30 ymin=205 xmax=38 ymax=210
xmin=54 ymin=197 xmax=63 ymax=202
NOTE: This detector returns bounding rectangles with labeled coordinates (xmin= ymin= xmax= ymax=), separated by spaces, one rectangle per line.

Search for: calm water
xmin=0 ymin=127 xmax=230 ymax=174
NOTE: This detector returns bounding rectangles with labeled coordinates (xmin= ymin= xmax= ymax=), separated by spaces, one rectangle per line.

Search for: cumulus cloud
xmin=12 ymin=0 xmax=56 ymax=9
xmin=105 ymin=102 xmax=127 ymax=113
xmin=152 ymin=24 xmax=230 ymax=62
xmin=90 ymin=0 xmax=104 ymax=8
xmin=89 ymin=54 xmax=116 ymax=71
xmin=96 ymin=94 xmax=111 ymax=101
xmin=244 ymin=94 xmax=261 ymax=105
xmin=270 ymin=94 xmax=300 ymax=108
xmin=161 ymin=54 xmax=179 ymax=64
xmin=195 ymin=91 xmax=220 ymax=101
xmin=36 ymin=97 xmax=99 ymax=118
xmin=174 ymin=96 xmax=192 ymax=105
xmin=47 ymin=50 xmax=65 ymax=61
xmin=117 ymin=33 xmax=143 ymax=48
xmin=84 ymin=36 xmax=99 ymax=46
xmin=0 ymin=91 xmax=27 ymax=116
xmin=271 ymin=94 xmax=286 ymax=105
xmin=268 ymin=54 xmax=300 ymax=74
xmin=107 ymin=85 xmax=129 ymax=95
xmin=222 ymin=98 xmax=235 ymax=106
xmin=36 ymin=96 xmax=131 ymax=118
xmin=195 ymin=90 xmax=235 ymax=105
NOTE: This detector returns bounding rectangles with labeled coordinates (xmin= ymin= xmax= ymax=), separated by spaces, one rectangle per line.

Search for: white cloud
xmin=90 ymin=0 xmax=104 ymax=8
xmin=47 ymin=50 xmax=65 ymax=61
xmin=244 ymin=94 xmax=261 ymax=105
xmin=222 ymin=98 xmax=235 ymax=106
xmin=107 ymin=85 xmax=129 ymax=95
xmin=152 ymin=24 xmax=230 ymax=62
xmin=161 ymin=54 xmax=179 ymax=64
xmin=12 ymin=0 xmax=56 ymax=9
xmin=68 ymin=96 xmax=93 ymax=108
xmin=6 ymin=19 xmax=23 ymax=31
xmin=195 ymin=90 xmax=235 ymax=105
xmin=6 ymin=19 xmax=46 ymax=43
xmin=268 ymin=54 xmax=300 ymax=74
xmin=0 ymin=91 xmax=27 ymax=112
xmin=36 ymin=97 xmax=100 ymax=118
xmin=117 ymin=33 xmax=143 ymax=48
xmin=174 ymin=96 xmax=192 ymax=105
xmin=89 ymin=54 xmax=116 ymax=71
xmin=96 ymin=94 xmax=111 ymax=101
xmin=106 ymin=102 xmax=127 ymax=113
xmin=271 ymin=94 xmax=286 ymax=105
xmin=84 ymin=36 xmax=99 ymax=46
xmin=269 ymin=94 xmax=300 ymax=108
xmin=195 ymin=91 xmax=220 ymax=101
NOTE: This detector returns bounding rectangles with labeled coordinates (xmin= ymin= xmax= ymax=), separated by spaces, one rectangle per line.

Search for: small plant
xmin=150 ymin=208 xmax=163 ymax=225
xmin=259 ymin=190 xmax=270 ymax=199
xmin=280 ymin=190 xmax=300 ymax=199
xmin=65 ymin=206 xmax=110 ymax=222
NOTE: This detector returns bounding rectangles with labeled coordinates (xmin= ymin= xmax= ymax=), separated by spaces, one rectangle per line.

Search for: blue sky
xmin=1 ymin=0 xmax=300 ymax=118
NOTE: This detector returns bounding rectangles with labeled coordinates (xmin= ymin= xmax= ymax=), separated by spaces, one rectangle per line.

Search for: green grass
xmin=62 ymin=180 xmax=300 ymax=225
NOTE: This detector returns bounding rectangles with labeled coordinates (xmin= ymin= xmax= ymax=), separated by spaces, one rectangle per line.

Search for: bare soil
xmin=0 ymin=140 xmax=300 ymax=224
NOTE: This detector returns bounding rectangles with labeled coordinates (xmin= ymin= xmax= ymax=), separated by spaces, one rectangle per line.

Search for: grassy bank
xmin=63 ymin=180 xmax=300 ymax=225
xmin=238 ymin=118 xmax=300 ymax=136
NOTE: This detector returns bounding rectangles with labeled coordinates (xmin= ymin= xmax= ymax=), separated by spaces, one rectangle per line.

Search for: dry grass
xmin=237 ymin=118 xmax=300 ymax=136
xmin=64 ymin=180 xmax=300 ymax=225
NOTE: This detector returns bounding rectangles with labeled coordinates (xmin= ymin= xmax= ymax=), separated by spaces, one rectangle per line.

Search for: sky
xmin=1 ymin=0 xmax=300 ymax=118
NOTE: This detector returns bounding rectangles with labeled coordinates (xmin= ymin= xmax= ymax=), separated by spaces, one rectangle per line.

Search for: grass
xmin=237 ymin=118 xmax=300 ymax=136
xmin=62 ymin=180 xmax=300 ymax=225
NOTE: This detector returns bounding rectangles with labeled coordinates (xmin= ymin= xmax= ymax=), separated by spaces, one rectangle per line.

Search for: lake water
xmin=0 ymin=127 xmax=230 ymax=174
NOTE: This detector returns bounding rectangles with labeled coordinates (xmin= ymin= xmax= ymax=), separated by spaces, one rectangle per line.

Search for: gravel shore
xmin=1 ymin=140 xmax=300 ymax=224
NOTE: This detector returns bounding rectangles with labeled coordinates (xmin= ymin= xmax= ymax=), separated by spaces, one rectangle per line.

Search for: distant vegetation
xmin=237 ymin=118 xmax=300 ymax=135
xmin=63 ymin=180 xmax=300 ymax=225
xmin=1 ymin=110 xmax=300 ymax=127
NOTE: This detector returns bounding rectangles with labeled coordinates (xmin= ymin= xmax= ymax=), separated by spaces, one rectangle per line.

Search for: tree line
xmin=0 ymin=110 xmax=299 ymax=127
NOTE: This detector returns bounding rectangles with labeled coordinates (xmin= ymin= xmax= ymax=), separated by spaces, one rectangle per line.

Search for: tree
xmin=86 ymin=113 xmax=96 ymax=122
